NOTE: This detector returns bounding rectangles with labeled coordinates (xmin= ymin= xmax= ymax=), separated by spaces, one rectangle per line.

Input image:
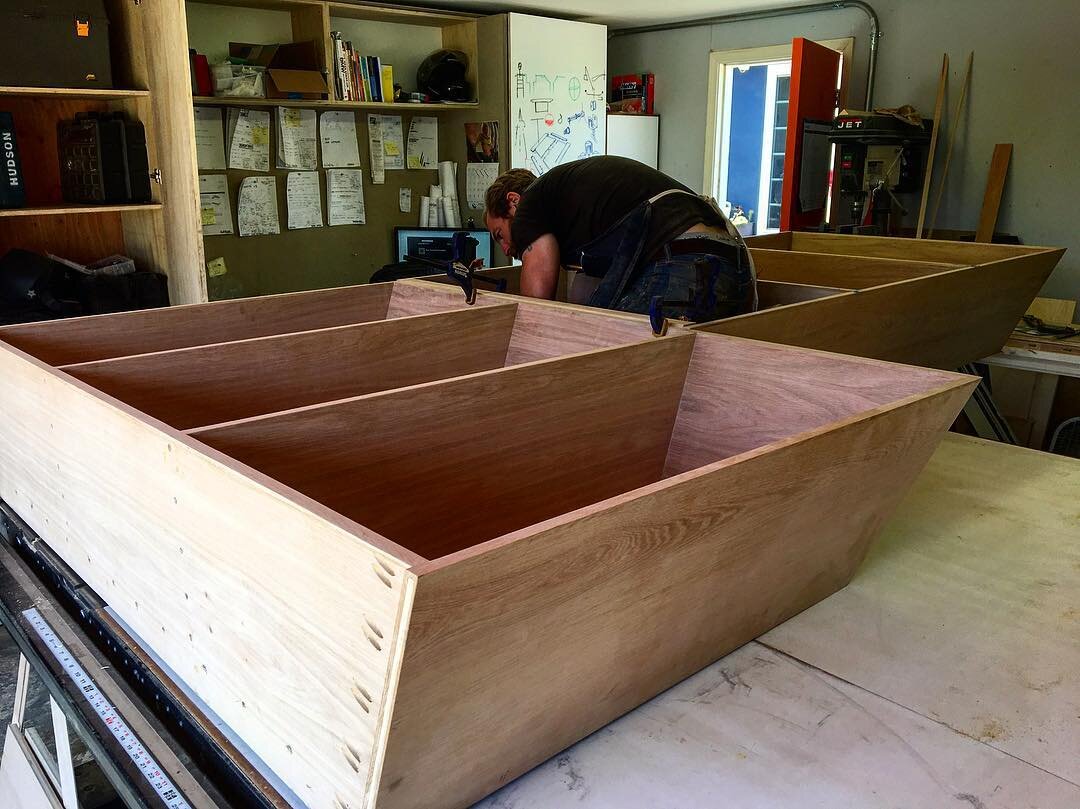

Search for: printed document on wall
xmin=227 ymin=108 xmax=270 ymax=172
xmin=194 ymin=107 xmax=226 ymax=170
xmin=379 ymin=115 xmax=405 ymax=170
xmin=406 ymin=116 xmax=438 ymax=169
xmin=366 ymin=115 xmax=385 ymax=184
xmin=466 ymin=164 xmax=500 ymax=210
xmin=320 ymin=111 xmax=361 ymax=168
xmin=286 ymin=172 xmax=324 ymax=230
xmin=237 ymin=176 xmax=279 ymax=236
xmin=277 ymin=107 xmax=317 ymax=170
xmin=198 ymin=174 xmax=234 ymax=235
xmin=327 ymin=169 xmax=366 ymax=226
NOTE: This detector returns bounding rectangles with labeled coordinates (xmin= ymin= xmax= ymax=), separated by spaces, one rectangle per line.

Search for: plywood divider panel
xmin=694 ymin=250 xmax=1065 ymax=369
xmin=0 ymin=341 xmax=420 ymax=809
xmin=0 ymin=283 xmax=395 ymax=365
xmin=503 ymin=299 xmax=656 ymax=365
xmin=62 ymin=304 xmax=520 ymax=430
xmin=751 ymin=248 xmax=959 ymax=289
xmin=192 ymin=336 xmax=696 ymax=559
xmin=791 ymin=232 xmax=1040 ymax=263
xmin=744 ymin=231 xmax=793 ymax=250
xmin=663 ymin=335 xmax=971 ymax=476
xmin=757 ymin=280 xmax=850 ymax=308
xmin=387 ymin=279 xmax=500 ymax=318
xmin=377 ymin=381 xmax=974 ymax=809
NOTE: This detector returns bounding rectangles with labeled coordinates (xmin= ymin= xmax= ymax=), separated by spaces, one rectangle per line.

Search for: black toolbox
xmin=0 ymin=1 xmax=113 ymax=88
xmin=58 ymin=112 xmax=151 ymax=204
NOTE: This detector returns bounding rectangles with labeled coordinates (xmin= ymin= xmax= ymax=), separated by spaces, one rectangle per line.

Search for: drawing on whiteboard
xmin=530 ymin=132 xmax=570 ymax=174
xmin=515 ymin=62 xmax=527 ymax=98
xmin=513 ymin=63 xmax=605 ymax=174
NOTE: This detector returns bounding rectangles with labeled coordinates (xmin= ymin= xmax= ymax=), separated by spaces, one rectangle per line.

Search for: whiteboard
xmin=607 ymin=115 xmax=659 ymax=168
xmin=508 ymin=14 xmax=608 ymax=174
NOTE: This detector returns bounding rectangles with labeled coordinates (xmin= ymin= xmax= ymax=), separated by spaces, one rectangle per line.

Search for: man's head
xmin=483 ymin=168 xmax=536 ymax=258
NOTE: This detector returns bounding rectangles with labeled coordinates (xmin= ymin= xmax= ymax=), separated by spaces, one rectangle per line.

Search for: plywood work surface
xmin=763 ymin=435 xmax=1080 ymax=786
xmin=474 ymin=434 xmax=1080 ymax=808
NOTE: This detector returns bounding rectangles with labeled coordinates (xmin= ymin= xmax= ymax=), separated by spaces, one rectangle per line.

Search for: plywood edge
xmin=57 ymin=302 xmax=520 ymax=371
xmin=792 ymin=231 xmax=1053 ymax=262
xmin=413 ymin=374 xmax=976 ymax=575
xmin=188 ymin=331 xmax=696 ymax=438
xmin=0 ymin=341 xmax=418 ymax=806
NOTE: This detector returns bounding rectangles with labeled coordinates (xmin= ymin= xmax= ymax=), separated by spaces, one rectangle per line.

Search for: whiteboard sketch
xmin=508 ymin=14 xmax=607 ymax=174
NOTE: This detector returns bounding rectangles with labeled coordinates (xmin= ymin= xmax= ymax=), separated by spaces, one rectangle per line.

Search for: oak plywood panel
xmin=756 ymin=280 xmax=850 ymax=308
xmin=663 ymin=335 xmax=968 ymax=475
xmin=0 ymin=341 xmax=418 ymax=809
xmin=62 ymin=305 xmax=520 ymax=430
xmin=792 ymin=232 xmax=1040 ymax=264
xmin=377 ymin=381 xmax=974 ymax=809
xmin=192 ymin=337 xmax=695 ymax=559
xmin=751 ymin=248 xmax=958 ymax=289
xmin=696 ymin=250 xmax=1065 ymax=369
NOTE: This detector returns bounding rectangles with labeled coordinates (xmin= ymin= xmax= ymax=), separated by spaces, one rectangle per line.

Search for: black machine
xmin=827 ymin=111 xmax=932 ymax=232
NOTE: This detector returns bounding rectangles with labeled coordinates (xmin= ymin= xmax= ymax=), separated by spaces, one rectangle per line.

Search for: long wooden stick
xmin=927 ymin=51 xmax=973 ymax=238
xmin=975 ymin=143 xmax=1013 ymax=242
xmin=916 ymin=54 xmax=949 ymax=239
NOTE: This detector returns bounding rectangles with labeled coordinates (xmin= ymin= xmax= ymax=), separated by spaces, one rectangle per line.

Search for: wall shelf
xmin=0 ymin=86 xmax=150 ymax=100
xmin=192 ymin=95 xmax=478 ymax=111
xmin=0 ymin=204 xmax=163 ymax=218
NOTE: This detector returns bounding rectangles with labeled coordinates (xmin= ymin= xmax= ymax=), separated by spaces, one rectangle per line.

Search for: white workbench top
xmin=475 ymin=435 xmax=1080 ymax=808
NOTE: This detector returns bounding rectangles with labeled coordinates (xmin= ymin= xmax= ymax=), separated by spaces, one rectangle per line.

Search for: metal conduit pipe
xmin=608 ymin=1 xmax=882 ymax=110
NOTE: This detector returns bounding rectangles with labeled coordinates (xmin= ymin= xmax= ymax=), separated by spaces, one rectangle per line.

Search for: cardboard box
xmin=229 ymin=41 xmax=329 ymax=100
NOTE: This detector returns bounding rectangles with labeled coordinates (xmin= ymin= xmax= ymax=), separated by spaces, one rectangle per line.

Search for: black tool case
xmin=58 ymin=112 xmax=151 ymax=204
xmin=0 ymin=1 xmax=113 ymax=88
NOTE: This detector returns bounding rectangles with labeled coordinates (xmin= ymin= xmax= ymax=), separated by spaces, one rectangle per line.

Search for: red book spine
xmin=642 ymin=73 xmax=655 ymax=114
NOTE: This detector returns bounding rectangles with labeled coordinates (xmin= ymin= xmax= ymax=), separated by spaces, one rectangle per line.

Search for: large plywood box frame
xmin=0 ymin=277 xmax=975 ymax=808
xmin=450 ymin=233 xmax=1064 ymax=370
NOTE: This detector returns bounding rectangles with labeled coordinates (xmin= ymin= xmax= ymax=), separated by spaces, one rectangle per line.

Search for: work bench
xmin=3 ymin=433 xmax=1076 ymax=808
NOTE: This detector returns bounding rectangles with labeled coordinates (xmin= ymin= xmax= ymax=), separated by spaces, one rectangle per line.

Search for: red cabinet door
xmin=779 ymin=38 xmax=841 ymax=231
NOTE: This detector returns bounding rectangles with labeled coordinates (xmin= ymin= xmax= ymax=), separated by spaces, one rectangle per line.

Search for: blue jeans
xmin=612 ymin=248 xmax=756 ymax=322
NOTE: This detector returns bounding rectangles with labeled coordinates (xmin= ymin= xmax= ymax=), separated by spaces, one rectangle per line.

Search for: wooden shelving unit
xmin=0 ymin=86 xmax=150 ymax=100
xmin=192 ymin=95 xmax=477 ymax=111
xmin=0 ymin=204 xmax=163 ymax=218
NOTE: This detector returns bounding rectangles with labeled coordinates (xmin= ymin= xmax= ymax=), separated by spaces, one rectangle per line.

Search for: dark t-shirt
xmin=510 ymin=156 xmax=722 ymax=263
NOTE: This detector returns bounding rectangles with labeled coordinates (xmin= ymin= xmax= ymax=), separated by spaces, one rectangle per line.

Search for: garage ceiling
xmin=416 ymin=0 xmax=820 ymax=28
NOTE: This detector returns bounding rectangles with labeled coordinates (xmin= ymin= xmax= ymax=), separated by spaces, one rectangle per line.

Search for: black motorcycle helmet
xmin=416 ymin=49 xmax=471 ymax=102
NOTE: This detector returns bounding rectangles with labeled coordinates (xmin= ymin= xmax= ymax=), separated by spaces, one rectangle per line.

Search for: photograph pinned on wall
xmin=465 ymin=121 xmax=499 ymax=163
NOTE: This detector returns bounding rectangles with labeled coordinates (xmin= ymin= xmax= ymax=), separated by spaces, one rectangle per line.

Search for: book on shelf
xmin=329 ymin=32 xmax=394 ymax=104
xmin=381 ymin=64 xmax=395 ymax=104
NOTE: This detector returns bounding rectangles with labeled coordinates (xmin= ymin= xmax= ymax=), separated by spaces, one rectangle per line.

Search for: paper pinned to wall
xmin=406 ymin=116 xmax=438 ymax=169
xmin=207 ymin=257 xmax=228 ymax=277
xmin=227 ymin=108 xmax=271 ymax=172
xmin=194 ymin=107 xmax=226 ymax=170
xmin=320 ymin=111 xmax=361 ymax=168
xmin=399 ymin=187 xmax=412 ymax=213
xmin=366 ymin=114 xmax=385 ymax=184
xmin=466 ymin=163 xmax=500 ymax=210
xmin=327 ymin=169 xmax=366 ymax=226
xmin=286 ymin=172 xmax=324 ymax=230
xmin=276 ymin=108 xmax=318 ymax=170
xmin=379 ymin=115 xmax=405 ymax=170
xmin=237 ymin=176 xmax=279 ymax=236
xmin=198 ymin=174 xmax=234 ymax=235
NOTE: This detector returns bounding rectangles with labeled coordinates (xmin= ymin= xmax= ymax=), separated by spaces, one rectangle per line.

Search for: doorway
xmin=704 ymin=39 xmax=852 ymax=236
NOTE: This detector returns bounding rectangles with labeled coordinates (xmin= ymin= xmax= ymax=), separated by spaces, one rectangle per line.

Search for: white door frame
xmin=703 ymin=38 xmax=854 ymax=202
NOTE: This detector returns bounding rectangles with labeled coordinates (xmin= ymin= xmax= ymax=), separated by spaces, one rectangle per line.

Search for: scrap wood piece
xmin=927 ymin=51 xmax=974 ymax=238
xmin=975 ymin=144 xmax=1013 ymax=243
xmin=916 ymin=53 xmax=949 ymax=239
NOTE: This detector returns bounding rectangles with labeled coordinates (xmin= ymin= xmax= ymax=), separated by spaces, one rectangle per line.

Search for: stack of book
xmin=331 ymin=32 xmax=394 ymax=103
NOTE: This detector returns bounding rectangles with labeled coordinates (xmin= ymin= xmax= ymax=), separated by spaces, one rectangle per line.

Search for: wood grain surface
xmin=696 ymin=250 xmax=1065 ymax=369
xmin=751 ymin=248 xmax=958 ymax=289
xmin=192 ymin=336 xmax=695 ymax=559
xmin=62 ymin=305 xmax=519 ymax=430
xmin=0 ymin=283 xmax=395 ymax=365
xmin=0 ymin=340 xmax=419 ymax=809
xmin=377 ymin=380 xmax=973 ymax=809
